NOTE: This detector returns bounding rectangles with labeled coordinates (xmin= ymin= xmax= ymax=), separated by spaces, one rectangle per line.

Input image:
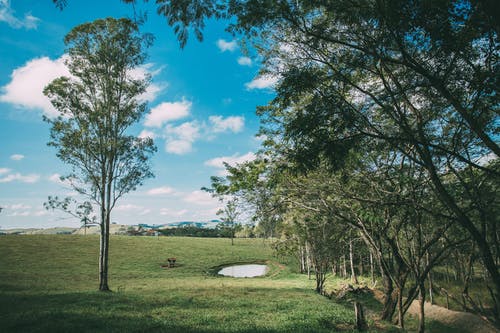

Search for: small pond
xmin=218 ymin=264 xmax=268 ymax=278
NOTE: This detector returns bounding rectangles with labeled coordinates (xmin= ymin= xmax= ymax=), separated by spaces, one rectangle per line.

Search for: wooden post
xmin=354 ymin=301 xmax=367 ymax=331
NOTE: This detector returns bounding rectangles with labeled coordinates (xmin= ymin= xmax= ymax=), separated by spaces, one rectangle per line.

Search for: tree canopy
xmin=44 ymin=17 xmax=156 ymax=291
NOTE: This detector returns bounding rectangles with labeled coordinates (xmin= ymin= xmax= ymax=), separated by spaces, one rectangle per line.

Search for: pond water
xmin=218 ymin=264 xmax=268 ymax=278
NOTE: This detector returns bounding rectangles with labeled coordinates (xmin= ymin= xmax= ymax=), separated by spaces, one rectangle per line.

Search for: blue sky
xmin=0 ymin=0 xmax=275 ymax=229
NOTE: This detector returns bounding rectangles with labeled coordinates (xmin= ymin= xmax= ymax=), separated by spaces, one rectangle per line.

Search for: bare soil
xmin=407 ymin=300 xmax=499 ymax=333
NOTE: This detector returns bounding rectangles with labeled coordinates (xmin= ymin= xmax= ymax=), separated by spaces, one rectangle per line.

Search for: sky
xmin=0 ymin=0 xmax=275 ymax=229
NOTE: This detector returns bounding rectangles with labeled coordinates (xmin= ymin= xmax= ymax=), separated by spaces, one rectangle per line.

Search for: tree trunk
xmin=380 ymin=273 xmax=397 ymax=321
xmin=231 ymin=222 xmax=234 ymax=246
xmin=370 ymin=251 xmax=375 ymax=285
xmin=306 ymin=243 xmax=311 ymax=280
xmin=350 ymin=239 xmax=359 ymax=284
xmin=427 ymin=252 xmax=434 ymax=305
xmin=300 ymin=246 xmax=305 ymax=274
xmin=397 ymin=288 xmax=405 ymax=329
xmin=359 ymin=254 xmax=364 ymax=277
xmin=418 ymin=282 xmax=426 ymax=333
xmin=99 ymin=205 xmax=110 ymax=291
xmin=354 ymin=301 xmax=368 ymax=331
xmin=342 ymin=255 xmax=347 ymax=279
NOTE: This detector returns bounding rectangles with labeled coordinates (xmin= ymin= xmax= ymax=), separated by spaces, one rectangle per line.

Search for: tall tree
xmin=43 ymin=17 xmax=156 ymax=291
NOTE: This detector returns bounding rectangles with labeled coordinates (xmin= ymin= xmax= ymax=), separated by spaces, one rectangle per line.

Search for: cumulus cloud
xmin=0 ymin=56 xmax=165 ymax=117
xmin=146 ymin=186 xmax=175 ymax=195
xmin=183 ymin=190 xmax=218 ymax=206
xmin=0 ymin=172 xmax=40 ymax=183
xmin=204 ymin=152 xmax=256 ymax=175
xmin=0 ymin=0 xmax=40 ymax=30
xmin=129 ymin=63 xmax=166 ymax=102
xmin=209 ymin=115 xmax=244 ymax=134
xmin=48 ymin=173 xmax=63 ymax=183
xmin=237 ymin=56 xmax=252 ymax=66
xmin=138 ymin=129 xmax=157 ymax=139
xmin=245 ymin=75 xmax=278 ymax=90
xmin=164 ymin=121 xmax=201 ymax=155
xmin=10 ymin=154 xmax=24 ymax=161
xmin=0 ymin=56 xmax=70 ymax=116
xmin=48 ymin=173 xmax=73 ymax=187
xmin=0 ymin=168 xmax=10 ymax=175
xmin=144 ymin=100 xmax=191 ymax=128
xmin=216 ymin=39 xmax=238 ymax=52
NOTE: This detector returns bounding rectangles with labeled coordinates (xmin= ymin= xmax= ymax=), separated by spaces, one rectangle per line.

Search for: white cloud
xmin=0 ymin=56 xmax=165 ymax=117
xmin=8 ymin=211 xmax=31 ymax=217
xmin=48 ymin=173 xmax=63 ymax=183
xmin=164 ymin=121 xmax=201 ymax=155
xmin=209 ymin=115 xmax=244 ymax=133
xmin=147 ymin=186 xmax=175 ymax=196
xmin=0 ymin=56 xmax=70 ymax=116
xmin=129 ymin=63 xmax=166 ymax=102
xmin=0 ymin=0 xmax=40 ymax=30
xmin=10 ymin=154 xmax=24 ymax=161
xmin=10 ymin=203 xmax=31 ymax=210
xmin=138 ymin=129 xmax=157 ymax=139
xmin=183 ymin=190 xmax=218 ymax=206
xmin=48 ymin=173 xmax=73 ymax=187
xmin=144 ymin=100 xmax=191 ymax=128
xmin=245 ymin=75 xmax=278 ymax=90
xmin=0 ymin=172 xmax=40 ymax=183
xmin=0 ymin=168 xmax=10 ymax=175
xmin=204 ymin=152 xmax=256 ymax=176
xmin=165 ymin=140 xmax=193 ymax=155
xmin=33 ymin=210 xmax=48 ymax=217
xmin=237 ymin=56 xmax=252 ymax=66
xmin=216 ymin=39 xmax=238 ymax=52
xmin=160 ymin=208 xmax=188 ymax=217
xmin=115 ymin=204 xmax=144 ymax=212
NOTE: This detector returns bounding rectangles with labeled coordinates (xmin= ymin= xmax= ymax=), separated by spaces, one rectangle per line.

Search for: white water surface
xmin=218 ymin=264 xmax=268 ymax=278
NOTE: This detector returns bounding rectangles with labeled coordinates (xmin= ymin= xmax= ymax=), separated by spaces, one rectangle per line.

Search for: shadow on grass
xmin=0 ymin=288 xmax=367 ymax=333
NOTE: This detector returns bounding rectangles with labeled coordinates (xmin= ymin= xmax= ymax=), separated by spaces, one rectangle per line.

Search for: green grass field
xmin=1 ymin=235 xmax=395 ymax=332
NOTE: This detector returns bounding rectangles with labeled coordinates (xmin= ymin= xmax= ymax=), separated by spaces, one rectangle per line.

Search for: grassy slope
xmin=0 ymin=235 xmax=383 ymax=333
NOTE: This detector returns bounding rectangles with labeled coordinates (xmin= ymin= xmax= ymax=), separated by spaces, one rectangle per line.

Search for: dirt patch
xmin=407 ymin=300 xmax=499 ymax=333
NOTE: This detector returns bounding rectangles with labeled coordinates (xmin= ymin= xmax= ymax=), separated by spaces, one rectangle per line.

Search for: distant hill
xmin=0 ymin=220 xmax=222 ymax=236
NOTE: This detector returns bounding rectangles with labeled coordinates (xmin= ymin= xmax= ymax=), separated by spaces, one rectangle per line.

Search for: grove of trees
xmin=162 ymin=1 xmax=498 ymax=331
xmin=49 ymin=1 xmax=498 ymax=331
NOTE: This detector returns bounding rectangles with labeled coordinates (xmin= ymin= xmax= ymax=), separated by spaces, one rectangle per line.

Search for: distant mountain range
xmin=136 ymin=220 xmax=221 ymax=229
xmin=0 ymin=220 xmax=223 ymax=235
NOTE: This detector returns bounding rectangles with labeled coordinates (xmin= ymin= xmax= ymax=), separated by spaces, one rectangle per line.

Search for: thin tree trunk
xmin=300 ymin=246 xmax=305 ymax=273
xmin=359 ymin=254 xmax=364 ymax=276
xmin=342 ymin=255 xmax=347 ymax=279
xmin=427 ymin=252 xmax=434 ymax=305
xmin=350 ymin=239 xmax=358 ymax=284
xmin=370 ymin=251 xmax=375 ymax=285
xmin=418 ymin=282 xmax=426 ymax=333
xmin=99 ymin=204 xmax=110 ymax=291
xmin=397 ymin=288 xmax=405 ymax=329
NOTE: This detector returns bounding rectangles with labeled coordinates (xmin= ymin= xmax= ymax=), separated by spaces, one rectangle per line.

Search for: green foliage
xmin=43 ymin=17 xmax=156 ymax=291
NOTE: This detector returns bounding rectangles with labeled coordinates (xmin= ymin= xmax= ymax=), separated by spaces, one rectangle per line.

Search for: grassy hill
xmin=0 ymin=235 xmax=371 ymax=332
